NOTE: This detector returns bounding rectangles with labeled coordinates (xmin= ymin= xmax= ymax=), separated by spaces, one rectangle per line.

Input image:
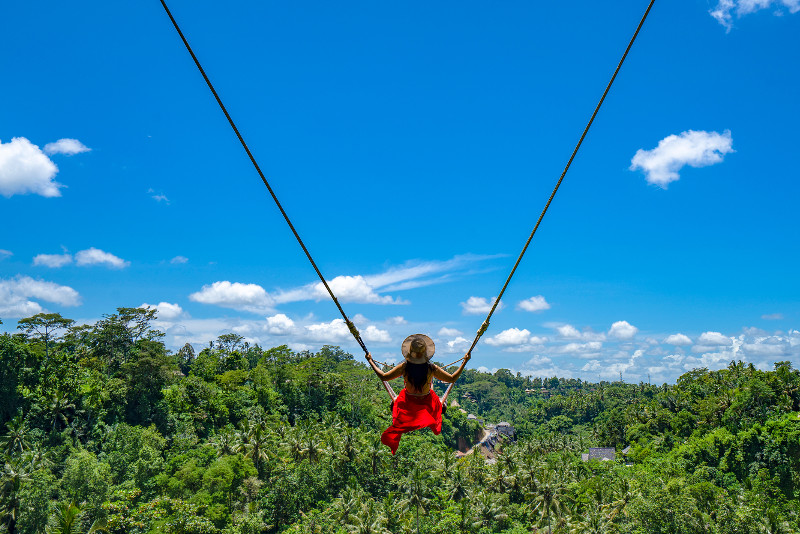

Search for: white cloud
xmin=0 ymin=250 xmax=12 ymax=260
xmin=148 ymin=188 xmax=169 ymax=204
xmin=362 ymin=325 xmax=391 ymax=343
xmin=664 ymin=333 xmax=692 ymax=346
xmin=630 ymin=130 xmax=734 ymax=188
xmin=272 ymin=275 xmax=405 ymax=306
xmin=517 ymin=295 xmax=551 ymax=313
xmin=312 ymin=275 xmax=402 ymax=305
xmin=609 ymin=320 xmax=638 ymax=340
xmin=141 ymin=302 xmax=186 ymax=321
xmin=445 ymin=336 xmax=471 ymax=353
xmin=524 ymin=354 xmax=552 ymax=366
xmin=0 ymin=137 xmax=62 ymax=198
xmin=33 ymin=253 xmax=73 ymax=268
xmin=75 ymin=248 xmax=130 ymax=269
xmin=461 ymin=296 xmax=502 ymax=315
xmin=697 ymin=331 xmax=731 ymax=346
xmin=710 ymin=0 xmax=799 ymax=31
xmin=43 ymin=138 xmax=90 ymax=156
xmin=0 ymin=275 xmax=81 ymax=318
xmin=306 ymin=319 xmax=351 ymax=342
xmin=364 ymin=254 xmax=503 ymax=292
xmin=742 ymin=341 xmax=787 ymax=356
xmin=556 ymin=341 xmax=603 ymax=355
xmin=266 ymin=313 xmax=295 ymax=334
xmin=555 ymin=324 xmax=605 ymax=341
xmin=191 ymin=255 xmax=500 ymax=314
xmin=761 ymin=313 xmax=783 ymax=320
xmin=582 ymin=350 xmax=644 ymax=379
xmin=170 ymin=256 xmax=189 ymax=264
xmin=438 ymin=327 xmax=462 ymax=337
xmin=190 ymin=281 xmax=274 ymax=314
xmin=582 ymin=360 xmax=602 ymax=373
xmin=485 ymin=328 xmax=532 ymax=346
xmin=387 ymin=316 xmax=407 ymax=325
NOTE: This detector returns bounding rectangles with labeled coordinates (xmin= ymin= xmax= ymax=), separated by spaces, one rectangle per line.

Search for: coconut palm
xmin=606 ymin=477 xmax=637 ymax=525
xmin=48 ymin=392 xmax=76 ymax=433
xmin=446 ymin=465 xmax=470 ymax=502
xmin=399 ymin=466 xmax=430 ymax=534
xmin=334 ymin=486 xmax=366 ymax=526
xmin=0 ymin=417 xmax=29 ymax=456
xmin=46 ymin=502 xmax=107 ymax=534
xmin=473 ymin=492 xmax=509 ymax=532
xmin=346 ymin=500 xmax=390 ymax=534
xmin=760 ymin=507 xmax=792 ymax=534
xmin=529 ymin=471 xmax=567 ymax=534
xmin=365 ymin=438 xmax=388 ymax=476
xmin=0 ymin=458 xmax=32 ymax=533
xmin=211 ymin=427 xmax=238 ymax=457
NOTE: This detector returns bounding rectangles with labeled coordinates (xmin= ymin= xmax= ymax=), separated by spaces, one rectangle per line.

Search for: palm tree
xmin=48 ymin=392 xmax=76 ymax=434
xmin=446 ymin=466 xmax=470 ymax=502
xmin=285 ymin=429 xmax=305 ymax=463
xmin=530 ymin=471 xmax=567 ymax=534
xmin=0 ymin=417 xmax=29 ymax=456
xmin=473 ymin=492 xmax=509 ymax=531
xmin=365 ymin=438 xmax=388 ymax=476
xmin=211 ymin=428 xmax=238 ymax=457
xmin=455 ymin=499 xmax=477 ymax=534
xmin=46 ymin=502 xmax=107 ymax=534
xmin=760 ymin=507 xmax=792 ymax=534
xmin=606 ymin=477 xmax=637 ymax=526
xmin=399 ymin=466 xmax=430 ymax=534
xmin=346 ymin=500 xmax=390 ymax=534
xmin=571 ymin=504 xmax=613 ymax=534
xmin=0 ymin=457 xmax=33 ymax=533
xmin=334 ymin=486 xmax=365 ymax=526
xmin=238 ymin=420 xmax=271 ymax=475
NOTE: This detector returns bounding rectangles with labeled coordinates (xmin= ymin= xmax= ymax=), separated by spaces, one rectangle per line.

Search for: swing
xmin=158 ymin=0 xmax=657 ymax=448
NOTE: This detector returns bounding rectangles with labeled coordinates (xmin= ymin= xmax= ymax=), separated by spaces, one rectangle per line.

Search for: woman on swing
xmin=366 ymin=334 xmax=470 ymax=454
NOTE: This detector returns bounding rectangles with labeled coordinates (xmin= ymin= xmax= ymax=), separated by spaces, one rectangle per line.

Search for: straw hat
xmin=401 ymin=334 xmax=435 ymax=364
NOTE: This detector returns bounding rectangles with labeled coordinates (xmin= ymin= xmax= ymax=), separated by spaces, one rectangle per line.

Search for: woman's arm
xmin=366 ymin=353 xmax=405 ymax=381
xmin=432 ymin=353 xmax=471 ymax=383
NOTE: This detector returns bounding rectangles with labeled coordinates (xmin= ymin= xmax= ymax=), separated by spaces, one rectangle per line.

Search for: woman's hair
xmin=404 ymin=362 xmax=434 ymax=391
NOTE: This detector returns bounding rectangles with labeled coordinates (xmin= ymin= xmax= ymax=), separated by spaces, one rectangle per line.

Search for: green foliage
xmin=1 ymin=311 xmax=799 ymax=533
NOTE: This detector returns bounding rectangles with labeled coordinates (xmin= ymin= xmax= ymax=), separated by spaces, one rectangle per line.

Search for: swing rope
xmin=160 ymin=0 xmax=657 ymax=404
xmin=440 ymin=0 xmax=657 ymax=406
xmin=158 ymin=0 xmax=366 ymax=351
xmin=159 ymin=0 xmax=398 ymax=401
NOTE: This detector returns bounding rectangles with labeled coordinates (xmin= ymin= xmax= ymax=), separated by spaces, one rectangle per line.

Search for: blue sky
xmin=2 ymin=0 xmax=798 ymax=383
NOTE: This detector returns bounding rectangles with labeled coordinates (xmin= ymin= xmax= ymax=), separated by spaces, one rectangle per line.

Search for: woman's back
xmin=403 ymin=362 xmax=435 ymax=395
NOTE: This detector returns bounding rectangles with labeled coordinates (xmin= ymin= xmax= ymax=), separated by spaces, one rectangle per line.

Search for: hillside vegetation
xmin=1 ymin=309 xmax=798 ymax=533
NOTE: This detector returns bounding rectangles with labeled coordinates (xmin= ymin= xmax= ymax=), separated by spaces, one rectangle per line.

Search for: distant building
xmin=496 ymin=422 xmax=515 ymax=438
xmin=581 ymin=447 xmax=616 ymax=462
xmin=466 ymin=414 xmax=484 ymax=425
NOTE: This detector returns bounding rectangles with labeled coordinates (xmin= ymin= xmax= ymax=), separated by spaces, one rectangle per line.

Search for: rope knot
xmin=476 ymin=320 xmax=490 ymax=339
xmin=345 ymin=319 xmax=360 ymax=340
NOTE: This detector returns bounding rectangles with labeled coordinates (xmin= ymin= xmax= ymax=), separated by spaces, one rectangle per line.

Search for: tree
xmin=177 ymin=343 xmax=195 ymax=376
xmin=0 ymin=417 xmax=29 ymax=457
xmin=17 ymin=313 xmax=74 ymax=359
xmin=45 ymin=502 xmax=107 ymax=534
xmin=399 ymin=466 xmax=430 ymax=534
xmin=530 ymin=472 xmax=567 ymax=534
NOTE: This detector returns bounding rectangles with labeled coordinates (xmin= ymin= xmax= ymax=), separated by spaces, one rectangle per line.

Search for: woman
xmin=366 ymin=334 xmax=470 ymax=454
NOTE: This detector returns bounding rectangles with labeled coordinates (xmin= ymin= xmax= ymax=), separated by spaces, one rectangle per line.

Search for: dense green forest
xmin=1 ymin=309 xmax=798 ymax=533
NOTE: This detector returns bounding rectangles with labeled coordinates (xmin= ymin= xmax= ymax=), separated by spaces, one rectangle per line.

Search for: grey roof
xmin=587 ymin=448 xmax=616 ymax=461
xmin=621 ymin=445 xmax=631 ymax=455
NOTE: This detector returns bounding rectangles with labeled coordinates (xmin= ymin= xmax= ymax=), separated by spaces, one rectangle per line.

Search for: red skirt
xmin=380 ymin=388 xmax=442 ymax=454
